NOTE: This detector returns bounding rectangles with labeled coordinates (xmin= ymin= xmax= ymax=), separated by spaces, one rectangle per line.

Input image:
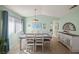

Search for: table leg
xmin=20 ymin=39 xmax=22 ymax=51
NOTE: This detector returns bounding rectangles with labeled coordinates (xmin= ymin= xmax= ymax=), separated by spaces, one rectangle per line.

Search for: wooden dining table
xmin=19 ymin=33 xmax=52 ymax=51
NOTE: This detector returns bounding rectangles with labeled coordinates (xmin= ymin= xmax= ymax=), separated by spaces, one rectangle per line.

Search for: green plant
xmin=0 ymin=37 xmax=5 ymax=54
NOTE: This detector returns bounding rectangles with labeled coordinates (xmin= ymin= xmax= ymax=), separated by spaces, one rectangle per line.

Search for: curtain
xmin=2 ymin=11 xmax=9 ymax=53
xmin=22 ymin=18 xmax=26 ymax=34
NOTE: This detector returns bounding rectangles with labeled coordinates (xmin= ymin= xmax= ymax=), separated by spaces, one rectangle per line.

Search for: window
xmin=15 ymin=19 xmax=23 ymax=33
xmin=8 ymin=16 xmax=15 ymax=36
xmin=8 ymin=16 xmax=23 ymax=36
xmin=63 ymin=22 xmax=76 ymax=31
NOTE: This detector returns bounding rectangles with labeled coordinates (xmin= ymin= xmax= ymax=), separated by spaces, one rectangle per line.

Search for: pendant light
xmin=32 ymin=8 xmax=38 ymax=23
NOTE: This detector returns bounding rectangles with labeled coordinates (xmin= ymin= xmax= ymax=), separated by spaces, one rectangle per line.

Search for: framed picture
xmin=43 ymin=24 xmax=46 ymax=29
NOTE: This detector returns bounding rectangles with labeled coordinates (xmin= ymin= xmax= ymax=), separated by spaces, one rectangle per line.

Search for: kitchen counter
xmin=59 ymin=32 xmax=79 ymax=36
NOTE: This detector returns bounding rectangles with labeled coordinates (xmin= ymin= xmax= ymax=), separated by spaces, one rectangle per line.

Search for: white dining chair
xmin=35 ymin=34 xmax=44 ymax=53
xmin=44 ymin=38 xmax=51 ymax=51
xmin=26 ymin=36 xmax=35 ymax=53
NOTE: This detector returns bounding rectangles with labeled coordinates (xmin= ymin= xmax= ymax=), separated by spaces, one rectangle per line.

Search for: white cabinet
xmin=72 ymin=37 xmax=79 ymax=52
xmin=59 ymin=33 xmax=72 ymax=50
xmin=59 ymin=32 xmax=79 ymax=52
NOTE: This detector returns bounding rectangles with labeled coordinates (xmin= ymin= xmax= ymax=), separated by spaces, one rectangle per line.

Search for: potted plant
xmin=0 ymin=37 xmax=5 ymax=54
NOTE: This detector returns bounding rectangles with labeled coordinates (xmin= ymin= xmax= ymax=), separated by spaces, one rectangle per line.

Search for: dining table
xmin=19 ymin=33 xmax=52 ymax=51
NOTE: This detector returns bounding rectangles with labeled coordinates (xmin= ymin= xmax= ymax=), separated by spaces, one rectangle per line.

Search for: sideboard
xmin=59 ymin=32 xmax=79 ymax=52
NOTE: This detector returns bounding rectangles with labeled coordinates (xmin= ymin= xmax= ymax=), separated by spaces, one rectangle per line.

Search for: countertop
xmin=59 ymin=32 xmax=79 ymax=36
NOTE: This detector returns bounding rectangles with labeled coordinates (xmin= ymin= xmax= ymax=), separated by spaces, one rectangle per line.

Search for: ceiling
xmin=4 ymin=5 xmax=78 ymax=17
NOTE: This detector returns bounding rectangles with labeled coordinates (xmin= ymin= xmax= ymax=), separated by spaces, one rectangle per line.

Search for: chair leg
xmin=42 ymin=45 xmax=43 ymax=53
xmin=35 ymin=45 xmax=36 ymax=53
xmin=33 ymin=45 xmax=35 ymax=53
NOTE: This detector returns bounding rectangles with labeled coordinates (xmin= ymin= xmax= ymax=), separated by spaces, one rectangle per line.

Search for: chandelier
xmin=32 ymin=8 xmax=38 ymax=23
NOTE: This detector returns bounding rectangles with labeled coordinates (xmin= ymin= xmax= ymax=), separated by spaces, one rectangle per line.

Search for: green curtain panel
xmin=2 ymin=11 xmax=9 ymax=53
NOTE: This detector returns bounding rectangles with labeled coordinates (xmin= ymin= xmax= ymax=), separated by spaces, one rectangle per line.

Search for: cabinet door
xmin=59 ymin=33 xmax=64 ymax=41
xmin=72 ymin=37 xmax=79 ymax=51
xmin=66 ymin=38 xmax=70 ymax=46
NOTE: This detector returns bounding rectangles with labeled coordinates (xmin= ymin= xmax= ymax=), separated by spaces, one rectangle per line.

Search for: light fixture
xmin=32 ymin=8 xmax=38 ymax=23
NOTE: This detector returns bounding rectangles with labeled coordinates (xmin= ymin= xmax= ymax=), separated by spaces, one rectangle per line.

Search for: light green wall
xmin=0 ymin=6 xmax=24 ymax=51
xmin=25 ymin=15 xmax=53 ymax=34
xmin=0 ymin=5 xmax=24 ymax=36
xmin=2 ymin=6 xmax=23 ymax=19
xmin=59 ymin=7 xmax=79 ymax=35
